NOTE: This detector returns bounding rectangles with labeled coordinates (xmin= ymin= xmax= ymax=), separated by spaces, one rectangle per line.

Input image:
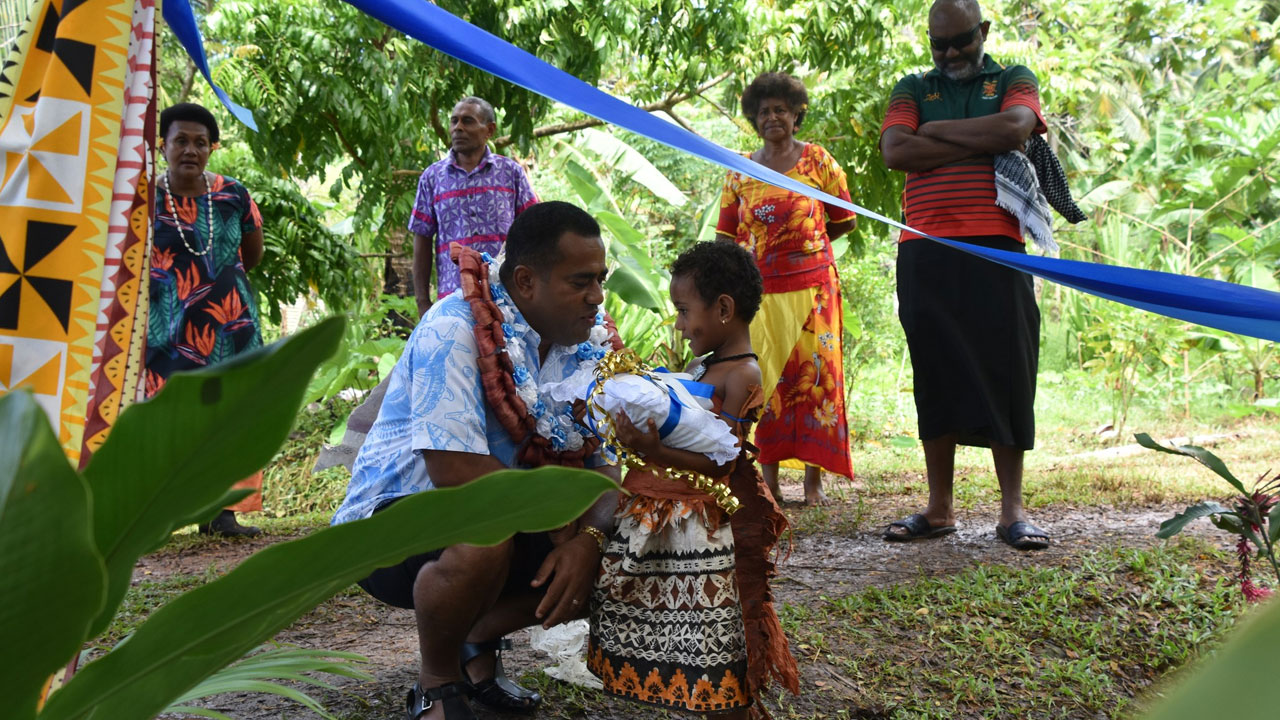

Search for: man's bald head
xmin=930 ymin=0 xmax=982 ymax=24
xmin=928 ymin=0 xmax=988 ymax=81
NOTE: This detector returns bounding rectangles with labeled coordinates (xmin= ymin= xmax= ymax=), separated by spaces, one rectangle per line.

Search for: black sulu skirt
xmin=896 ymin=235 xmax=1039 ymax=450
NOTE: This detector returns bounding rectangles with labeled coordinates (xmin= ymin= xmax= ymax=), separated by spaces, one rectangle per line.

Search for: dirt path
xmin=777 ymin=504 xmax=1212 ymax=605
xmin=142 ymin=500 xmax=1228 ymax=720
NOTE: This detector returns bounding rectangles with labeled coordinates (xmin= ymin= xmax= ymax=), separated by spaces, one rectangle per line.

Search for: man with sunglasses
xmin=878 ymin=0 xmax=1052 ymax=551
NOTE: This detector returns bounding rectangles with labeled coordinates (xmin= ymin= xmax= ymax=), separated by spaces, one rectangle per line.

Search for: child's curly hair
xmin=670 ymin=242 xmax=763 ymax=322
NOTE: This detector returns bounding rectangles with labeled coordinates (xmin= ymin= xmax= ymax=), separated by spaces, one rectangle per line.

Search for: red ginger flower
xmin=1237 ymin=538 xmax=1274 ymax=603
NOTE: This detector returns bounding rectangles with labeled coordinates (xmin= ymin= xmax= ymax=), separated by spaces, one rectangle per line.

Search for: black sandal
xmin=406 ymin=681 xmax=474 ymax=720
xmin=883 ymin=513 xmax=956 ymax=542
xmin=996 ymin=520 xmax=1051 ymax=551
xmin=459 ymin=638 xmax=542 ymax=714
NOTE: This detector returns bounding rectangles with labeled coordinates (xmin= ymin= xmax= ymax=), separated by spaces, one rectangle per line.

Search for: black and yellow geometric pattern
xmin=0 ymin=0 xmax=137 ymax=465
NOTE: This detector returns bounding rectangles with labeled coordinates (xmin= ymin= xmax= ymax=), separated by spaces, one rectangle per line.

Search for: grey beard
xmin=942 ymin=61 xmax=982 ymax=81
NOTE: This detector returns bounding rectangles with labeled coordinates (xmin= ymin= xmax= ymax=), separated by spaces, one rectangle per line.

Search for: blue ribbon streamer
xmin=351 ymin=0 xmax=1280 ymax=341
xmin=164 ymin=0 xmax=257 ymax=130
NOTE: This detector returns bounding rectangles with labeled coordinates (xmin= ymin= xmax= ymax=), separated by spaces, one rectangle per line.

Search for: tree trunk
xmin=178 ymin=59 xmax=198 ymax=103
xmin=1258 ymin=1 xmax=1279 ymax=60
xmin=382 ymin=223 xmax=413 ymax=298
xmin=381 ymin=223 xmax=416 ymax=329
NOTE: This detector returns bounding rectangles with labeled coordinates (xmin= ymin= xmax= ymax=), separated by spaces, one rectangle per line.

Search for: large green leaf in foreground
xmin=40 ymin=466 xmax=614 ymax=720
xmin=0 ymin=393 xmax=107 ymax=720
xmin=80 ymin=317 xmax=344 ymax=638
xmin=1142 ymin=597 xmax=1280 ymax=720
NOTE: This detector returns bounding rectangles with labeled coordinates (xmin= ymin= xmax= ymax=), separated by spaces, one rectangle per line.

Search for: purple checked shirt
xmin=408 ymin=148 xmax=538 ymax=298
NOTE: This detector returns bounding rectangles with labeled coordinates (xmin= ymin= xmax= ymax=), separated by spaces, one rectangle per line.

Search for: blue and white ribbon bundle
xmin=584 ymin=370 xmax=740 ymax=467
xmin=167 ymin=0 xmax=1280 ymax=342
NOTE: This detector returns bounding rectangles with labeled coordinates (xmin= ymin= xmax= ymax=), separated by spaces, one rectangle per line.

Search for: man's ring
xmin=571 ymin=599 xmax=581 ymax=606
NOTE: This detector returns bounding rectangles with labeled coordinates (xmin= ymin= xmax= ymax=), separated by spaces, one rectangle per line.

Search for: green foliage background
xmin=157 ymin=0 xmax=1279 ymax=423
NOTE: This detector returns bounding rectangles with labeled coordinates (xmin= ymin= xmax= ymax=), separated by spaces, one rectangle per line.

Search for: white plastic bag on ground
xmin=528 ymin=619 xmax=601 ymax=689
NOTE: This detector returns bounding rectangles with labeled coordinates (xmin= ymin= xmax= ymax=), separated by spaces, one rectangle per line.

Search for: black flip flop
xmin=996 ymin=520 xmax=1050 ymax=551
xmin=883 ymin=513 xmax=957 ymax=542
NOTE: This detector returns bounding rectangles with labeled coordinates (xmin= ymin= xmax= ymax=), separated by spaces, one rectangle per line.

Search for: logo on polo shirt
xmin=925 ymin=92 xmax=941 ymax=102
xmin=982 ymin=80 xmax=998 ymax=99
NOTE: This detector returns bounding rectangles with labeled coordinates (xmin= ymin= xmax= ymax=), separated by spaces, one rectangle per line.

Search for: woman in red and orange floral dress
xmin=716 ymin=73 xmax=855 ymax=506
xmin=146 ymin=103 xmax=266 ymax=536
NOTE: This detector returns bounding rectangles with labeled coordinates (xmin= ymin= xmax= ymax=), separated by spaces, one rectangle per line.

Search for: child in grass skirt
xmin=587 ymin=242 xmax=798 ymax=719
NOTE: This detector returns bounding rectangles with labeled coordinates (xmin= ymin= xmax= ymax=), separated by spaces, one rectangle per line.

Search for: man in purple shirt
xmin=410 ymin=96 xmax=538 ymax=317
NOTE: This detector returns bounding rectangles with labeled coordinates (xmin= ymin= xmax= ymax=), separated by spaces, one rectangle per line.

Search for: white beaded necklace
xmin=161 ymin=170 xmax=215 ymax=257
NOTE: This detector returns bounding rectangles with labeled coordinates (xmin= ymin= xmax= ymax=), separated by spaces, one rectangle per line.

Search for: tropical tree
xmin=167 ymin=0 xmax=924 ymax=309
xmin=169 ymin=0 xmax=1278 ymax=397
xmin=1021 ymin=0 xmax=1280 ymax=397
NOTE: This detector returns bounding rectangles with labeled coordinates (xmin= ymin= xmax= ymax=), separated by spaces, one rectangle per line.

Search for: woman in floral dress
xmin=716 ymin=72 xmax=856 ymax=506
xmin=146 ymin=102 xmax=265 ymax=536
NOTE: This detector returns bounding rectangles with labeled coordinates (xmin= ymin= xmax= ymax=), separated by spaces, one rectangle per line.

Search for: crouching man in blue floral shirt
xmin=333 ymin=201 xmax=620 ymax=720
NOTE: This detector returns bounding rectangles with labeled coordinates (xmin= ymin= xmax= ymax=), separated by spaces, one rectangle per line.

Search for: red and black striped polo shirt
xmin=881 ymin=55 xmax=1047 ymax=243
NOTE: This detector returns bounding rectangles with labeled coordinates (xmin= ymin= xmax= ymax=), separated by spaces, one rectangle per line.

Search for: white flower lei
xmin=484 ymin=253 xmax=611 ymax=452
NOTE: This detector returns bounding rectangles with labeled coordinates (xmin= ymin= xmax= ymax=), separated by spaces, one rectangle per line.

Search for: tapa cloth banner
xmin=0 ymin=0 xmax=154 ymax=466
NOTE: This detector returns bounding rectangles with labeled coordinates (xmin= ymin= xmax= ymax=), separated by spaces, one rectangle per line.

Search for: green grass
xmin=515 ymin=670 xmax=616 ymax=718
xmin=260 ymin=399 xmax=356 ymax=519
xmin=772 ymin=538 xmax=1241 ymax=720
xmin=90 ymin=568 xmax=219 ymax=656
xmin=789 ymin=494 xmax=871 ymax=536
xmin=830 ymin=358 xmax=1279 ymax=515
xmin=514 ymin=540 xmax=1244 ymax=720
xmin=837 ymin=420 xmax=1278 ymax=514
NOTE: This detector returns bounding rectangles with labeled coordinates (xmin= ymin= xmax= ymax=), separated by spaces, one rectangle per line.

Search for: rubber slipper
xmin=996 ymin=520 xmax=1050 ymax=551
xmin=883 ymin=513 xmax=957 ymax=542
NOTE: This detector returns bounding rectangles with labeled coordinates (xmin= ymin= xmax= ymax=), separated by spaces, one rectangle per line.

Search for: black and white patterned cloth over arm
xmin=994 ymin=149 xmax=1057 ymax=254
xmin=1025 ymin=134 xmax=1087 ymax=224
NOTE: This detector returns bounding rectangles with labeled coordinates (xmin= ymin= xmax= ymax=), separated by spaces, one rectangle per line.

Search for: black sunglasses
xmin=929 ymin=23 xmax=982 ymax=52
